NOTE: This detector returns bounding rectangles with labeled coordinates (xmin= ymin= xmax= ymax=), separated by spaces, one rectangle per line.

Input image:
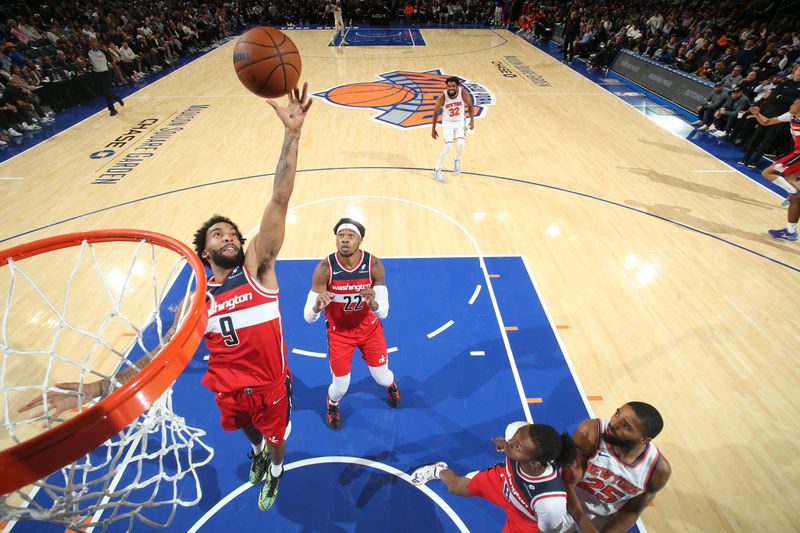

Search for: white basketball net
xmin=0 ymin=238 xmax=213 ymax=531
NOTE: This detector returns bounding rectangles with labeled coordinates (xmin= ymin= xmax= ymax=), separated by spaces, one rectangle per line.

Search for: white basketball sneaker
xmin=431 ymin=169 xmax=447 ymax=183
xmin=410 ymin=462 xmax=448 ymax=485
xmin=454 ymin=159 xmax=461 ymax=176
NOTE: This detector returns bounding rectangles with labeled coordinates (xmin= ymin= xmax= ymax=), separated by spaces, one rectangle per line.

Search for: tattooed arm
xmin=245 ymin=83 xmax=313 ymax=290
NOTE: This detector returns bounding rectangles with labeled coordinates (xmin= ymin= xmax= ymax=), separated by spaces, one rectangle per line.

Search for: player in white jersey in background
xmin=431 ymin=76 xmax=474 ymax=183
xmin=559 ymin=402 xmax=671 ymax=532
xmin=329 ymin=0 xmax=348 ymax=46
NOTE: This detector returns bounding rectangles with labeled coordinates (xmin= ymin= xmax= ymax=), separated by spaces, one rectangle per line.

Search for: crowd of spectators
xmin=513 ymin=0 xmax=800 ymax=165
xmin=0 ymin=1 xmax=248 ymax=147
xmin=0 ymin=0 xmax=509 ymax=150
xmin=1 ymin=0 xmax=797 ymax=165
xmin=239 ymin=0 xmax=504 ymax=27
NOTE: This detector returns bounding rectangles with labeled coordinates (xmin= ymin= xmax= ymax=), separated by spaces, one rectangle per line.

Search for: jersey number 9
xmin=219 ymin=316 xmax=240 ymax=346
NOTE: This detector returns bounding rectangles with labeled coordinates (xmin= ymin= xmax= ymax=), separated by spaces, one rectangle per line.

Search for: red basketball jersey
xmin=779 ymin=112 xmax=800 ymax=149
xmin=324 ymin=250 xmax=377 ymax=331
xmin=201 ymin=265 xmax=288 ymax=393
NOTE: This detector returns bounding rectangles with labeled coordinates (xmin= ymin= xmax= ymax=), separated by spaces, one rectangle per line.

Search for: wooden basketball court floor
xmin=1 ymin=29 xmax=799 ymax=532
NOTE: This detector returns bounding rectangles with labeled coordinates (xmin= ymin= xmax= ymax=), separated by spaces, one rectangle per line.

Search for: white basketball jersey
xmin=441 ymin=87 xmax=465 ymax=125
xmin=574 ymin=419 xmax=661 ymax=517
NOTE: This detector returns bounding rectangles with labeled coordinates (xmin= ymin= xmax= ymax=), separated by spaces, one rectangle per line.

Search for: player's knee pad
xmin=328 ymin=373 xmax=351 ymax=402
xmin=368 ymin=363 xmax=394 ymax=387
xmin=456 ymin=139 xmax=465 ymax=153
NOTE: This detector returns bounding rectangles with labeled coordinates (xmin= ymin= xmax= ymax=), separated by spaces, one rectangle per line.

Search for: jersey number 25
xmin=577 ymin=478 xmax=626 ymax=504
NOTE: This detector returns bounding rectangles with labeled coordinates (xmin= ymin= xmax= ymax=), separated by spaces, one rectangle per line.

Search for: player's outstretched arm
xmin=246 ymin=83 xmax=313 ymax=289
xmin=431 ymin=94 xmax=444 ymax=138
xmin=17 ymin=296 xmax=194 ymax=417
xmin=18 ymin=325 xmax=176 ymax=417
xmin=599 ymin=457 xmax=671 ymax=533
xmin=748 ymin=106 xmax=781 ymax=126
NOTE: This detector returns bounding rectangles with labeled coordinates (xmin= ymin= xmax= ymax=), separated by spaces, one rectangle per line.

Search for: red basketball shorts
xmin=774 ymin=149 xmax=800 ymax=177
xmin=467 ymin=464 xmax=539 ymax=533
xmin=214 ymin=373 xmax=292 ymax=446
xmin=327 ymin=319 xmax=387 ymax=377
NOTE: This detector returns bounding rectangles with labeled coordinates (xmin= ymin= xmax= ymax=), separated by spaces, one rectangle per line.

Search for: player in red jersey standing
xmin=303 ymin=218 xmax=400 ymax=430
xmin=20 ymin=84 xmax=313 ymax=513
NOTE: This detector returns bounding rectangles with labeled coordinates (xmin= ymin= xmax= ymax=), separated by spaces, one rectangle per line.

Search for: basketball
xmin=233 ymin=26 xmax=302 ymax=98
xmin=326 ymin=82 xmax=416 ymax=108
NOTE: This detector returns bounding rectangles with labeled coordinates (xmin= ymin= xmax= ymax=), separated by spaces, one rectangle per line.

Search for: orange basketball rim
xmin=0 ymin=229 xmax=208 ymax=495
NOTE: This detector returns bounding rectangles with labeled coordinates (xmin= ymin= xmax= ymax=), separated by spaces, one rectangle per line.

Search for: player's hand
xmin=266 ymin=82 xmax=313 ymax=134
xmin=491 ymin=437 xmax=507 ymax=452
xmin=17 ymin=381 xmax=102 ymax=419
xmin=431 ymin=129 xmax=438 ymax=139
xmin=313 ymin=291 xmax=335 ymax=313
xmin=360 ymin=287 xmax=377 ymax=310
xmin=469 ymin=119 xmax=474 ymax=130
xmin=748 ymin=105 xmax=760 ymax=114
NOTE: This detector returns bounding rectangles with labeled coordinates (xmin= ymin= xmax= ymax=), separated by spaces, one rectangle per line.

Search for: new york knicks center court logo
xmin=314 ymin=69 xmax=495 ymax=129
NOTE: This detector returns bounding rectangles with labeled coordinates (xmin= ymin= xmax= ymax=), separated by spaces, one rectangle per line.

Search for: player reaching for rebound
xmin=431 ymin=76 xmax=474 ymax=183
xmin=411 ymin=421 xmax=596 ymax=532
xmin=303 ymin=218 xmax=400 ymax=430
xmin=330 ymin=0 xmax=348 ymax=46
xmin=560 ymin=402 xmax=671 ymax=532
xmin=21 ymin=84 xmax=313 ymax=513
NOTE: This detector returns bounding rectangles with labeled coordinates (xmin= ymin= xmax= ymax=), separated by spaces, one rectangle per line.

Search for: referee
xmin=87 ymin=38 xmax=124 ymax=116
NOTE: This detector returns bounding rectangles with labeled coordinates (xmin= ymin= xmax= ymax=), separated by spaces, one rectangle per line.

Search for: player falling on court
xmin=329 ymin=0 xmax=348 ymax=46
xmin=20 ymin=83 xmax=314 ymax=513
xmin=303 ymin=218 xmax=400 ymax=430
xmin=561 ymin=402 xmax=671 ymax=532
xmin=411 ymin=421 xmax=596 ymax=533
xmin=431 ymin=76 xmax=474 ymax=183
xmin=749 ymin=98 xmax=800 ymax=217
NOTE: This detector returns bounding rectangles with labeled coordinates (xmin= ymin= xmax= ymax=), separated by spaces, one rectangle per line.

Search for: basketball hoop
xmin=0 ymin=229 xmax=212 ymax=530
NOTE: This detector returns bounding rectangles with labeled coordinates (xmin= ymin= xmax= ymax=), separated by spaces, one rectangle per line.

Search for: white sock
xmin=252 ymin=438 xmax=265 ymax=455
xmin=435 ymin=143 xmax=452 ymax=171
xmin=774 ymin=177 xmax=798 ymax=195
xmin=270 ymin=462 xmax=283 ymax=477
xmin=787 ymin=223 xmax=798 ymax=233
